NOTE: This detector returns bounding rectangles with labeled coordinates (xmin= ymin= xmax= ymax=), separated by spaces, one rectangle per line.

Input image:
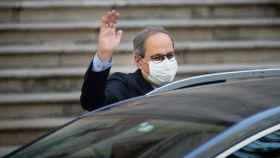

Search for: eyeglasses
xmin=150 ymin=52 xmax=175 ymax=63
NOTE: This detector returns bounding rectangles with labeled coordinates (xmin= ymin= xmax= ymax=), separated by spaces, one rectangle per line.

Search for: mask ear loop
xmin=134 ymin=50 xmax=152 ymax=82
xmin=139 ymin=58 xmax=150 ymax=75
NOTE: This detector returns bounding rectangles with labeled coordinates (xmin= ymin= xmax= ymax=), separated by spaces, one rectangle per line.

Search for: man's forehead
xmin=145 ymin=33 xmax=174 ymax=55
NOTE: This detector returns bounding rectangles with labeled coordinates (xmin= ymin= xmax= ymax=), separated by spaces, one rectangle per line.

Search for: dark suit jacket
xmin=80 ymin=63 xmax=154 ymax=111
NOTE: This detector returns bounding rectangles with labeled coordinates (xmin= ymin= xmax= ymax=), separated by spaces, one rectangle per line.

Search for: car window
xmin=228 ymin=130 xmax=280 ymax=158
xmin=7 ymin=115 xmax=224 ymax=158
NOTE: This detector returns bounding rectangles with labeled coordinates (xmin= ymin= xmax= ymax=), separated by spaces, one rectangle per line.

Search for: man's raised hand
xmin=97 ymin=10 xmax=123 ymax=61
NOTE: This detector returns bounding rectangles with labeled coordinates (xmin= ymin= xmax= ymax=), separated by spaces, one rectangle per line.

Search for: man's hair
xmin=133 ymin=26 xmax=174 ymax=57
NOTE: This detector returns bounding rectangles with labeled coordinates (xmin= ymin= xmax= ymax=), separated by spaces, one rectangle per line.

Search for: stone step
xmin=1 ymin=19 xmax=280 ymax=44
xmin=0 ymin=0 xmax=278 ymax=22
xmin=1 ymin=0 xmax=278 ymax=8
xmin=0 ymin=118 xmax=73 ymax=146
xmin=0 ymin=63 xmax=279 ymax=94
xmin=0 ymin=40 xmax=279 ymax=68
xmin=0 ymin=91 xmax=83 ymax=119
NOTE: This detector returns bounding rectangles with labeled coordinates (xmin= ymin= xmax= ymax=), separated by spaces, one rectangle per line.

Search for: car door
xmin=183 ymin=106 xmax=280 ymax=158
xmin=216 ymin=126 xmax=280 ymax=158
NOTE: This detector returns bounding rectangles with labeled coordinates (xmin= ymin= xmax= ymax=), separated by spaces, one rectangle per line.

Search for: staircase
xmin=0 ymin=0 xmax=279 ymax=156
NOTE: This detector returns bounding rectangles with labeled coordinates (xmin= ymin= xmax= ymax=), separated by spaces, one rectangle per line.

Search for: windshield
xmin=7 ymin=115 xmax=224 ymax=158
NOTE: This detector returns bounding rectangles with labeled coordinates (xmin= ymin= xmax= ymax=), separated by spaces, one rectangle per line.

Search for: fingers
xmin=101 ymin=15 xmax=107 ymax=29
xmin=101 ymin=9 xmax=119 ymax=30
xmin=116 ymin=30 xmax=123 ymax=42
xmin=108 ymin=10 xmax=119 ymax=24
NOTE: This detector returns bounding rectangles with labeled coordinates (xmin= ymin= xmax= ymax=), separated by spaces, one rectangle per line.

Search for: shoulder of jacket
xmin=109 ymin=72 xmax=129 ymax=81
xmin=109 ymin=71 xmax=137 ymax=83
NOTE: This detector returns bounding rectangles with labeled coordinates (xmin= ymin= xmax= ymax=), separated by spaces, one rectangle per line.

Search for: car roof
xmin=87 ymin=76 xmax=280 ymax=127
xmin=147 ymin=69 xmax=280 ymax=95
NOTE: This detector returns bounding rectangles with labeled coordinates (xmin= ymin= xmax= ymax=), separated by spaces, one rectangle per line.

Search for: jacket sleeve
xmin=80 ymin=63 xmax=129 ymax=111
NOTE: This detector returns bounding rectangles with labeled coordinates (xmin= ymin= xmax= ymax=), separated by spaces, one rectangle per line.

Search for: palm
xmin=99 ymin=28 xmax=120 ymax=53
xmin=97 ymin=10 xmax=122 ymax=61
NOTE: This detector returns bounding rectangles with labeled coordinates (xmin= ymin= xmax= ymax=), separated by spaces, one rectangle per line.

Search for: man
xmin=80 ymin=10 xmax=178 ymax=111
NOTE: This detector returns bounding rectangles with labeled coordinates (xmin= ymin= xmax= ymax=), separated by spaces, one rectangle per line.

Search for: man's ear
xmin=133 ymin=51 xmax=143 ymax=68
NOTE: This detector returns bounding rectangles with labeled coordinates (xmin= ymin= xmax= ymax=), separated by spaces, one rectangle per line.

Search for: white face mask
xmin=147 ymin=57 xmax=178 ymax=86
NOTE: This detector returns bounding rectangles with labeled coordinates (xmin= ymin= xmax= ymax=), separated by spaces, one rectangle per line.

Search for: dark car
xmin=3 ymin=69 xmax=280 ymax=158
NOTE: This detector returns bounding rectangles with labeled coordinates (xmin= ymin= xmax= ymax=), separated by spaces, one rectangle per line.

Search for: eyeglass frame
xmin=149 ymin=51 xmax=176 ymax=63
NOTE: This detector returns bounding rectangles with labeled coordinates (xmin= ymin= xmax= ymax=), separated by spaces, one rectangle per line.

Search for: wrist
xmin=96 ymin=50 xmax=112 ymax=62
